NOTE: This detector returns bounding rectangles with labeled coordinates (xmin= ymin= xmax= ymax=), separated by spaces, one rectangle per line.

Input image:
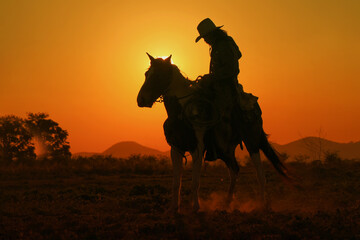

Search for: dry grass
xmin=1 ymin=155 xmax=360 ymax=239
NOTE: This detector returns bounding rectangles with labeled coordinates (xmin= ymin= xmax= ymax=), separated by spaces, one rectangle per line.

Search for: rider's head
xmin=195 ymin=18 xmax=224 ymax=44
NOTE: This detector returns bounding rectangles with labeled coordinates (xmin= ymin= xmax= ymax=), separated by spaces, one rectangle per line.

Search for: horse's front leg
xmin=170 ymin=147 xmax=183 ymax=213
xmin=191 ymin=145 xmax=204 ymax=212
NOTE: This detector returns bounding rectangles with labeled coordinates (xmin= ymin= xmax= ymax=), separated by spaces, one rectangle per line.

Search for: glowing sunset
xmin=1 ymin=1 xmax=360 ymax=238
xmin=1 ymin=1 xmax=359 ymax=154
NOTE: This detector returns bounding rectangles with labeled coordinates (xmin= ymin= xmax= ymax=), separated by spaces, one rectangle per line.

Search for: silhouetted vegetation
xmin=324 ymin=150 xmax=342 ymax=166
xmin=294 ymin=153 xmax=310 ymax=163
xmin=0 ymin=113 xmax=71 ymax=165
xmin=0 ymin=115 xmax=36 ymax=164
xmin=0 ymin=154 xmax=172 ymax=179
xmin=25 ymin=112 xmax=71 ymax=160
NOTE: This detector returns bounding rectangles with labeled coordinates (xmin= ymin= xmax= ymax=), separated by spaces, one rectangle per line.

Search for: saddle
xmin=162 ymin=87 xmax=262 ymax=155
xmin=238 ymin=90 xmax=259 ymax=111
xmin=183 ymin=85 xmax=261 ymax=125
xmin=236 ymin=89 xmax=262 ymax=123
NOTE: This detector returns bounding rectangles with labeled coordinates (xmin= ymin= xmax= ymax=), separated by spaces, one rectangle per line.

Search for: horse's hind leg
xmin=191 ymin=148 xmax=203 ymax=212
xmin=170 ymin=147 xmax=183 ymax=213
xmin=226 ymin=165 xmax=238 ymax=205
xmin=223 ymin=155 xmax=239 ymax=205
xmin=190 ymin=130 xmax=205 ymax=212
xmin=250 ymin=152 xmax=267 ymax=207
xmin=213 ymin=119 xmax=239 ymax=205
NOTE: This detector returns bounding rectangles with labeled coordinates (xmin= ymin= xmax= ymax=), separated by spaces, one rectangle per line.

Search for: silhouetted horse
xmin=137 ymin=54 xmax=288 ymax=213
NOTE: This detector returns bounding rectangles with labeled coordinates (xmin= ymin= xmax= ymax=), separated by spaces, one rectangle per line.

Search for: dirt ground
xmin=1 ymin=159 xmax=360 ymax=239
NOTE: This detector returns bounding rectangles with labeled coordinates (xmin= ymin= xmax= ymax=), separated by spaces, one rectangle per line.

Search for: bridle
xmin=154 ymin=68 xmax=196 ymax=104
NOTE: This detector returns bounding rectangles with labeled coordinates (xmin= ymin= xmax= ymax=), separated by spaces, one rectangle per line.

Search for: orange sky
xmin=1 ymin=0 xmax=359 ymax=153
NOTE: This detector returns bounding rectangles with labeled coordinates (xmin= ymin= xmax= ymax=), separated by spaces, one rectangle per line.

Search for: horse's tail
xmin=259 ymin=130 xmax=290 ymax=179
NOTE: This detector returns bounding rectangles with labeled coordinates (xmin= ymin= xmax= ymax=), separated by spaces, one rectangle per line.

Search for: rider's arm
xmin=210 ymin=41 xmax=240 ymax=81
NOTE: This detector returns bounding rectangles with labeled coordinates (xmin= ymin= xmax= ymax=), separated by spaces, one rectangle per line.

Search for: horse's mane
xmin=146 ymin=58 xmax=192 ymax=84
xmin=170 ymin=64 xmax=193 ymax=85
xmin=171 ymin=64 xmax=184 ymax=77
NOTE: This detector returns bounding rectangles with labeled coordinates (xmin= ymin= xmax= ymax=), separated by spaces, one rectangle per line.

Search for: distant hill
xmin=73 ymin=138 xmax=360 ymax=161
xmin=73 ymin=141 xmax=168 ymax=159
xmin=272 ymin=137 xmax=360 ymax=161
xmin=102 ymin=141 xmax=167 ymax=158
xmin=234 ymin=137 xmax=360 ymax=162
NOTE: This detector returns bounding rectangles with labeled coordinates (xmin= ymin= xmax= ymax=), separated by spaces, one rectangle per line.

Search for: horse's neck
xmin=165 ymin=66 xmax=192 ymax=106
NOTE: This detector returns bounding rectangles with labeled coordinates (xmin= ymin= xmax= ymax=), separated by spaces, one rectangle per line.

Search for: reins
xmin=155 ymin=75 xmax=195 ymax=103
xmin=155 ymin=92 xmax=194 ymax=103
xmin=155 ymin=75 xmax=221 ymax=127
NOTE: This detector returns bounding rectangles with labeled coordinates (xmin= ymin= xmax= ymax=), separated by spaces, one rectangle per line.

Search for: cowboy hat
xmin=195 ymin=18 xmax=223 ymax=43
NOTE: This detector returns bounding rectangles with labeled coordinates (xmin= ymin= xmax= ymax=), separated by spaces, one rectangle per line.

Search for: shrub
xmin=324 ymin=151 xmax=342 ymax=166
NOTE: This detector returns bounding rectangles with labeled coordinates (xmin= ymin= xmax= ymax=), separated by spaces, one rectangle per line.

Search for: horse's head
xmin=137 ymin=53 xmax=173 ymax=107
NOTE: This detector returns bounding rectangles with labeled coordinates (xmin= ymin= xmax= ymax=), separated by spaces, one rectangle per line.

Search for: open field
xmin=1 ymin=156 xmax=360 ymax=239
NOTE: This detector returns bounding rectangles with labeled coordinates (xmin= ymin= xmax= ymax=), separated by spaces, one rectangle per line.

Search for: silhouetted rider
xmin=195 ymin=18 xmax=244 ymax=161
xmin=196 ymin=18 xmax=243 ymax=113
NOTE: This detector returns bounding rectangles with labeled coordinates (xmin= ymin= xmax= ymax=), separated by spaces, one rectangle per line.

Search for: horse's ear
xmin=146 ymin=52 xmax=155 ymax=62
xmin=165 ymin=54 xmax=172 ymax=64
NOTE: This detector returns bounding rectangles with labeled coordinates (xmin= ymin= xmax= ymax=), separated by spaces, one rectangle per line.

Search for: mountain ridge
xmin=73 ymin=141 xmax=168 ymax=159
xmin=73 ymin=137 xmax=360 ymax=161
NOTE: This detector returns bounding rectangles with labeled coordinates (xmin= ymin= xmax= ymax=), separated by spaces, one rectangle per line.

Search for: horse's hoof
xmin=225 ymin=196 xmax=233 ymax=206
xmin=264 ymin=200 xmax=272 ymax=212
xmin=257 ymin=199 xmax=271 ymax=212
